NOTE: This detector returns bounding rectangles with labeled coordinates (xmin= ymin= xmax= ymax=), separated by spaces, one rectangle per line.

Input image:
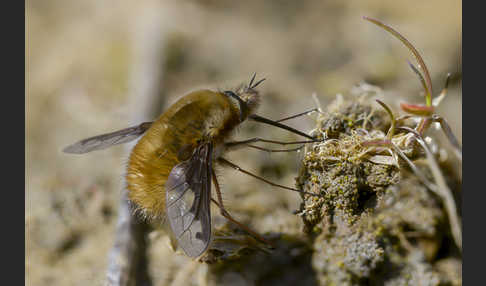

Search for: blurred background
xmin=26 ymin=0 xmax=461 ymax=285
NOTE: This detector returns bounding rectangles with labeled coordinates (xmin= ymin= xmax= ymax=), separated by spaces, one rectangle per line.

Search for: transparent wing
xmin=166 ymin=143 xmax=212 ymax=258
xmin=63 ymin=122 xmax=153 ymax=154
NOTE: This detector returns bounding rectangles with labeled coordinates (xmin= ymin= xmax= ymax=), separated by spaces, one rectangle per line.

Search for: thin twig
xmin=106 ymin=6 xmax=166 ymax=285
xmin=414 ymin=135 xmax=462 ymax=252
xmin=398 ymin=127 xmax=462 ymax=251
xmin=106 ymin=193 xmax=151 ymax=286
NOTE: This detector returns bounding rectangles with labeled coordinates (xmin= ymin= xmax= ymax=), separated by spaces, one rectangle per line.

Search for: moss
xmin=296 ymin=88 xmax=460 ymax=285
xmin=187 ymin=86 xmax=459 ymax=285
xmin=297 ymin=98 xmax=399 ymax=230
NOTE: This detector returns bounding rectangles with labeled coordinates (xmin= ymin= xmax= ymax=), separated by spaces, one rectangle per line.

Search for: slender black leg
xmin=246 ymin=144 xmax=304 ymax=153
xmin=210 ymin=169 xmax=275 ymax=247
xmin=225 ymin=137 xmax=317 ymax=153
xmin=217 ymin=158 xmax=320 ymax=197
xmin=275 ymin=108 xmax=319 ymax=122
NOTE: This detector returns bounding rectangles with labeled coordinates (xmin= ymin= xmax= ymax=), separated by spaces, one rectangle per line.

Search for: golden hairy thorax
xmin=126 ymin=90 xmax=240 ymax=218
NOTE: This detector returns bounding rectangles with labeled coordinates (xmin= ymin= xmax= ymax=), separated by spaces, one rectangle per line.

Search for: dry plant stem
xmin=107 ymin=10 xmax=165 ymax=285
xmin=106 ymin=192 xmax=151 ymax=286
xmin=390 ymin=143 xmax=437 ymax=192
xmin=432 ymin=73 xmax=451 ymax=107
xmin=375 ymin=99 xmax=395 ymax=139
xmin=407 ymin=60 xmax=428 ymax=97
xmin=396 ymin=115 xmax=414 ymax=122
xmin=417 ymin=117 xmax=432 ymax=135
xmin=396 ymin=228 xmax=416 ymax=253
xmin=415 ymin=135 xmax=462 ymax=252
xmin=431 ymin=115 xmax=462 ymax=160
xmin=398 ymin=127 xmax=462 ymax=252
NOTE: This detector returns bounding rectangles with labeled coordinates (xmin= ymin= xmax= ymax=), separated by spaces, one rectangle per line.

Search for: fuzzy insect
xmin=64 ymin=74 xmax=320 ymax=257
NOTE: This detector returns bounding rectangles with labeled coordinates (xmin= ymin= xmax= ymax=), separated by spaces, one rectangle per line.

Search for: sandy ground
xmin=26 ymin=1 xmax=461 ymax=285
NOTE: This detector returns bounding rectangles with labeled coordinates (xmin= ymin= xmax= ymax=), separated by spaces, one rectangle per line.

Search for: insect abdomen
xmin=126 ymin=90 xmax=240 ymax=218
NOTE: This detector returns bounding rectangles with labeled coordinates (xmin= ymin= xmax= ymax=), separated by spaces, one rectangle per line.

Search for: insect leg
xmin=275 ymin=108 xmax=319 ymax=123
xmin=246 ymin=144 xmax=305 ymax=153
xmin=225 ymin=137 xmax=317 ymax=153
xmin=210 ymin=169 xmax=275 ymax=247
xmin=217 ymin=158 xmax=321 ymax=197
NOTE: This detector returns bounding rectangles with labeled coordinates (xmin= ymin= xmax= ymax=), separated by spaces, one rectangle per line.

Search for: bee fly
xmin=64 ymin=74 xmax=321 ymax=257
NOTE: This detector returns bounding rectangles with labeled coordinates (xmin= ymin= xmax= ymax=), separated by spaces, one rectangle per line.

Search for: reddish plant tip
xmin=400 ymin=103 xmax=434 ymax=116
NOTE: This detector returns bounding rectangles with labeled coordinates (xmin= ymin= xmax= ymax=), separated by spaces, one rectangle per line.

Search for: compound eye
xmin=223 ymin=90 xmax=248 ymax=122
xmin=223 ymin=90 xmax=237 ymax=98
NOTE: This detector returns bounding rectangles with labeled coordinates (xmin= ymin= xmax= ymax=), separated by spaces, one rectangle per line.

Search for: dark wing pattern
xmin=63 ymin=122 xmax=153 ymax=154
xmin=165 ymin=142 xmax=213 ymax=257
